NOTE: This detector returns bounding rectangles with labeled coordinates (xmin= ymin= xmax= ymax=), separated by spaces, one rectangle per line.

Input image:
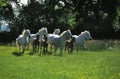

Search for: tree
xmin=1 ymin=0 xmax=120 ymax=39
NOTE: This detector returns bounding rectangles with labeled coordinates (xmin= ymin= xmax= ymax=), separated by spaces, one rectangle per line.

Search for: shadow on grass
xmin=12 ymin=52 xmax=23 ymax=56
xmin=27 ymin=52 xmax=35 ymax=56
xmin=28 ymin=51 xmax=53 ymax=56
xmin=46 ymin=51 xmax=52 ymax=55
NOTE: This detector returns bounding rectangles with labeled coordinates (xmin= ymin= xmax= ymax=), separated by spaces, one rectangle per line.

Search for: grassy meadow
xmin=0 ymin=40 xmax=120 ymax=79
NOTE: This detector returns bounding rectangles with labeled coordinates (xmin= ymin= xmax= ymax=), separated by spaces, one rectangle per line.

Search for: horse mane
xmin=22 ymin=29 xmax=31 ymax=37
xmin=79 ymin=30 xmax=89 ymax=36
xmin=81 ymin=32 xmax=84 ymax=34
xmin=26 ymin=29 xmax=31 ymax=36
xmin=27 ymin=29 xmax=30 ymax=34
xmin=22 ymin=29 xmax=27 ymax=36
xmin=38 ymin=27 xmax=48 ymax=38
xmin=60 ymin=30 xmax=67 ymax=37
xmin=60 ymin=30 xmax=72 ymax=37
xmin=84 ymin=30 xmax=89 ymax=33
xmin=38 ymin=27 xmax=47 ymax=34
xmin=39 ymin=27 xmax=45 ymax=32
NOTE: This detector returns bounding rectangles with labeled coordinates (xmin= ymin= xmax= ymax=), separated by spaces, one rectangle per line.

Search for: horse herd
xmin=16 ymin=27 xmax=92 ymax=56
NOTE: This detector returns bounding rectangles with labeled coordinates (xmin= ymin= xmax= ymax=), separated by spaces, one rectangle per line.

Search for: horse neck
xmin=23 ymin=34 xmax=28 ymax=38
xmin=53 ymin=31 xmax=56 ymax=34
xmin=53 ymin=31 xmax=58 ymax=35
xmin=60 ymin=32 xmax=67 ymax=40
xmin=79 ymin=33 xmax=86 ymax=41
xmin=37 ymin=31 xmax=43 ymax=36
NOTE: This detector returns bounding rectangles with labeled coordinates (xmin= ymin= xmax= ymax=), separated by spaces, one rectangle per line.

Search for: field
xmin=0 ymin=40 xmax=120 ymax=79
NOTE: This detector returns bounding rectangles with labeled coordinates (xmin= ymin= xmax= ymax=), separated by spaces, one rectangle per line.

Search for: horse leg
xmin=21 ymin=45 xmax=25 ymax=54
xmin=45 ymin=45 xmax=47 ymax=53
xmin=44 ymin=45 xmax=48 ymax=55
xmin=59 ymin=46 xmax=63 ymax=56
xmin=83 ymin=44 xmax=87 ymax=50
xmin=75 ymin=46 xmax=79 ymax=53
xmin=50 ymin=44 xmax=53 ymax=52
xmin=43 ymin=46 xmax=45 ymax=55
xmin=25 ymin=43 xmax=29 ymax=50
xmin=37 ymin=44 xmax=39 ymax=51
xmin=59 ymin=50 xmax=62 ymax=56
xmin=46 ymin=43 xmax=48 ymax=53
xmin=23 ymin=46 xmax=25 ymax=53
xmin=67 ymin=46 xmax=70 ymax=53
xmin=54 ymin=46 xmax=57 ymax=55
xmin=39 ymin=43 xmax=42 ymax=56
xmin=32 ymin=44 xmax=35 ymax=53
xmin=16 ymin=40 xmax=21 ymax=50
xmin=65 ymin=44 xmax=67 ymax=51
xmin=16 ymin=40 xmax=22 ymax=54
xmin=46 ymin=46 xmax=48 ymax=53
xmin=70 ymin=44 xmax=73 ymax=53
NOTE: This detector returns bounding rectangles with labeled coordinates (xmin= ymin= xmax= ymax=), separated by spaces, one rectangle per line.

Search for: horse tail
xmin=16 ymin=38 xmax=20 ymax=49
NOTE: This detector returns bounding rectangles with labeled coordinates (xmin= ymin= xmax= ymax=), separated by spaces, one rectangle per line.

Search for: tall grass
xmin=0 ymin=40 xmax=120 ymax=79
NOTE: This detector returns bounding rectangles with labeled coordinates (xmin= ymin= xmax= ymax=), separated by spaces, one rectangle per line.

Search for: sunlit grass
xmin=0 ymin=40 xmax=120 ymax=79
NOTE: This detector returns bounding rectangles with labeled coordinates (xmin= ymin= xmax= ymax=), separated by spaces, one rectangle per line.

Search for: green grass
xmin=0 ymin=40 xmax=120 ymax=79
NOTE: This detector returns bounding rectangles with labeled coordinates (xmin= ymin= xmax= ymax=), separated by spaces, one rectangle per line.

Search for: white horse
xmin=30 ymin=27 xmax=48 ymax=53
xmin=48 ymin=30 xmax=72 ymax=56
xmin=48 ymin=29 xmax=61 ymax=52
xmin=73 ymin=30 xmax=92 ymax=52
xmin=16 ymin=29 xmax=31 ymax=53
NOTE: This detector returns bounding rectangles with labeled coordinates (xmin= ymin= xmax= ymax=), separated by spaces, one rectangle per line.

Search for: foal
xmin=32 ymin=35 xmax=40 ymax=52
xmin=41 ymin=35 xmax=48 ymax=55
xmin=65 ymin=37 xmax=75 ymax=53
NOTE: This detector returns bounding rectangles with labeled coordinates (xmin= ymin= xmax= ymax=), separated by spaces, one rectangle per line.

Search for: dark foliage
xmin=0 ymin=0 xmax=120 ymax=42
xmin=0 ymin=28 xmax=17 ymax=44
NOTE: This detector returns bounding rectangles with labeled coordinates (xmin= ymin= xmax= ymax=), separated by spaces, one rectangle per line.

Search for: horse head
xmin=84 ymin=30 xmax=92 ymax=40
xmin=44 ymin=28 xmax=48 ymax=37
xmin=22 ymin=29 xmax=31 ymax=37
xmin=37 ymin=27 xmax=48 ymax=37
xmin=39 ymin=27 xmax=48 ymax=37
xmin=53 ymin=29 xmax=60 ymax=35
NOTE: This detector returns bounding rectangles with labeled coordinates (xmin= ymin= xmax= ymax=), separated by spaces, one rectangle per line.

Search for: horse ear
xmin=67 ymin=29 xmax=70 ymax=32
xmin=41 ymin=27 xmax=44 ymax=29
xmin=85 ymin=30 xmax=89 ymax=33
xmin=81 ymin=32 xmax=84 ymax=34
xmin=27 ymin=29 xmax=31 ymax=33
xmin=67 ymin=29 xmax=71 ymax=32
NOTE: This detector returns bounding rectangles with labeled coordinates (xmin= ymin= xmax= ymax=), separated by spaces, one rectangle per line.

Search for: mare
xmin=48 ymin=29 xmax=61 ymax=52
xmin=30 ymin=27 xmax=48 ymax=42
xmin=73 ymin=30 xmax=92 ymax=52
xmin=16 ymin=29 xmax=31 ymax=53
xmin=48 ymin=30 xmax=72 ymax=56
xmin=30 ymin=27 xmax=48 ymax=53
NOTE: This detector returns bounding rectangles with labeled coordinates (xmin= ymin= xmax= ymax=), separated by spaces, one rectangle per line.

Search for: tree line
xmin=0 ymin=0 xmax=120 ymax=43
